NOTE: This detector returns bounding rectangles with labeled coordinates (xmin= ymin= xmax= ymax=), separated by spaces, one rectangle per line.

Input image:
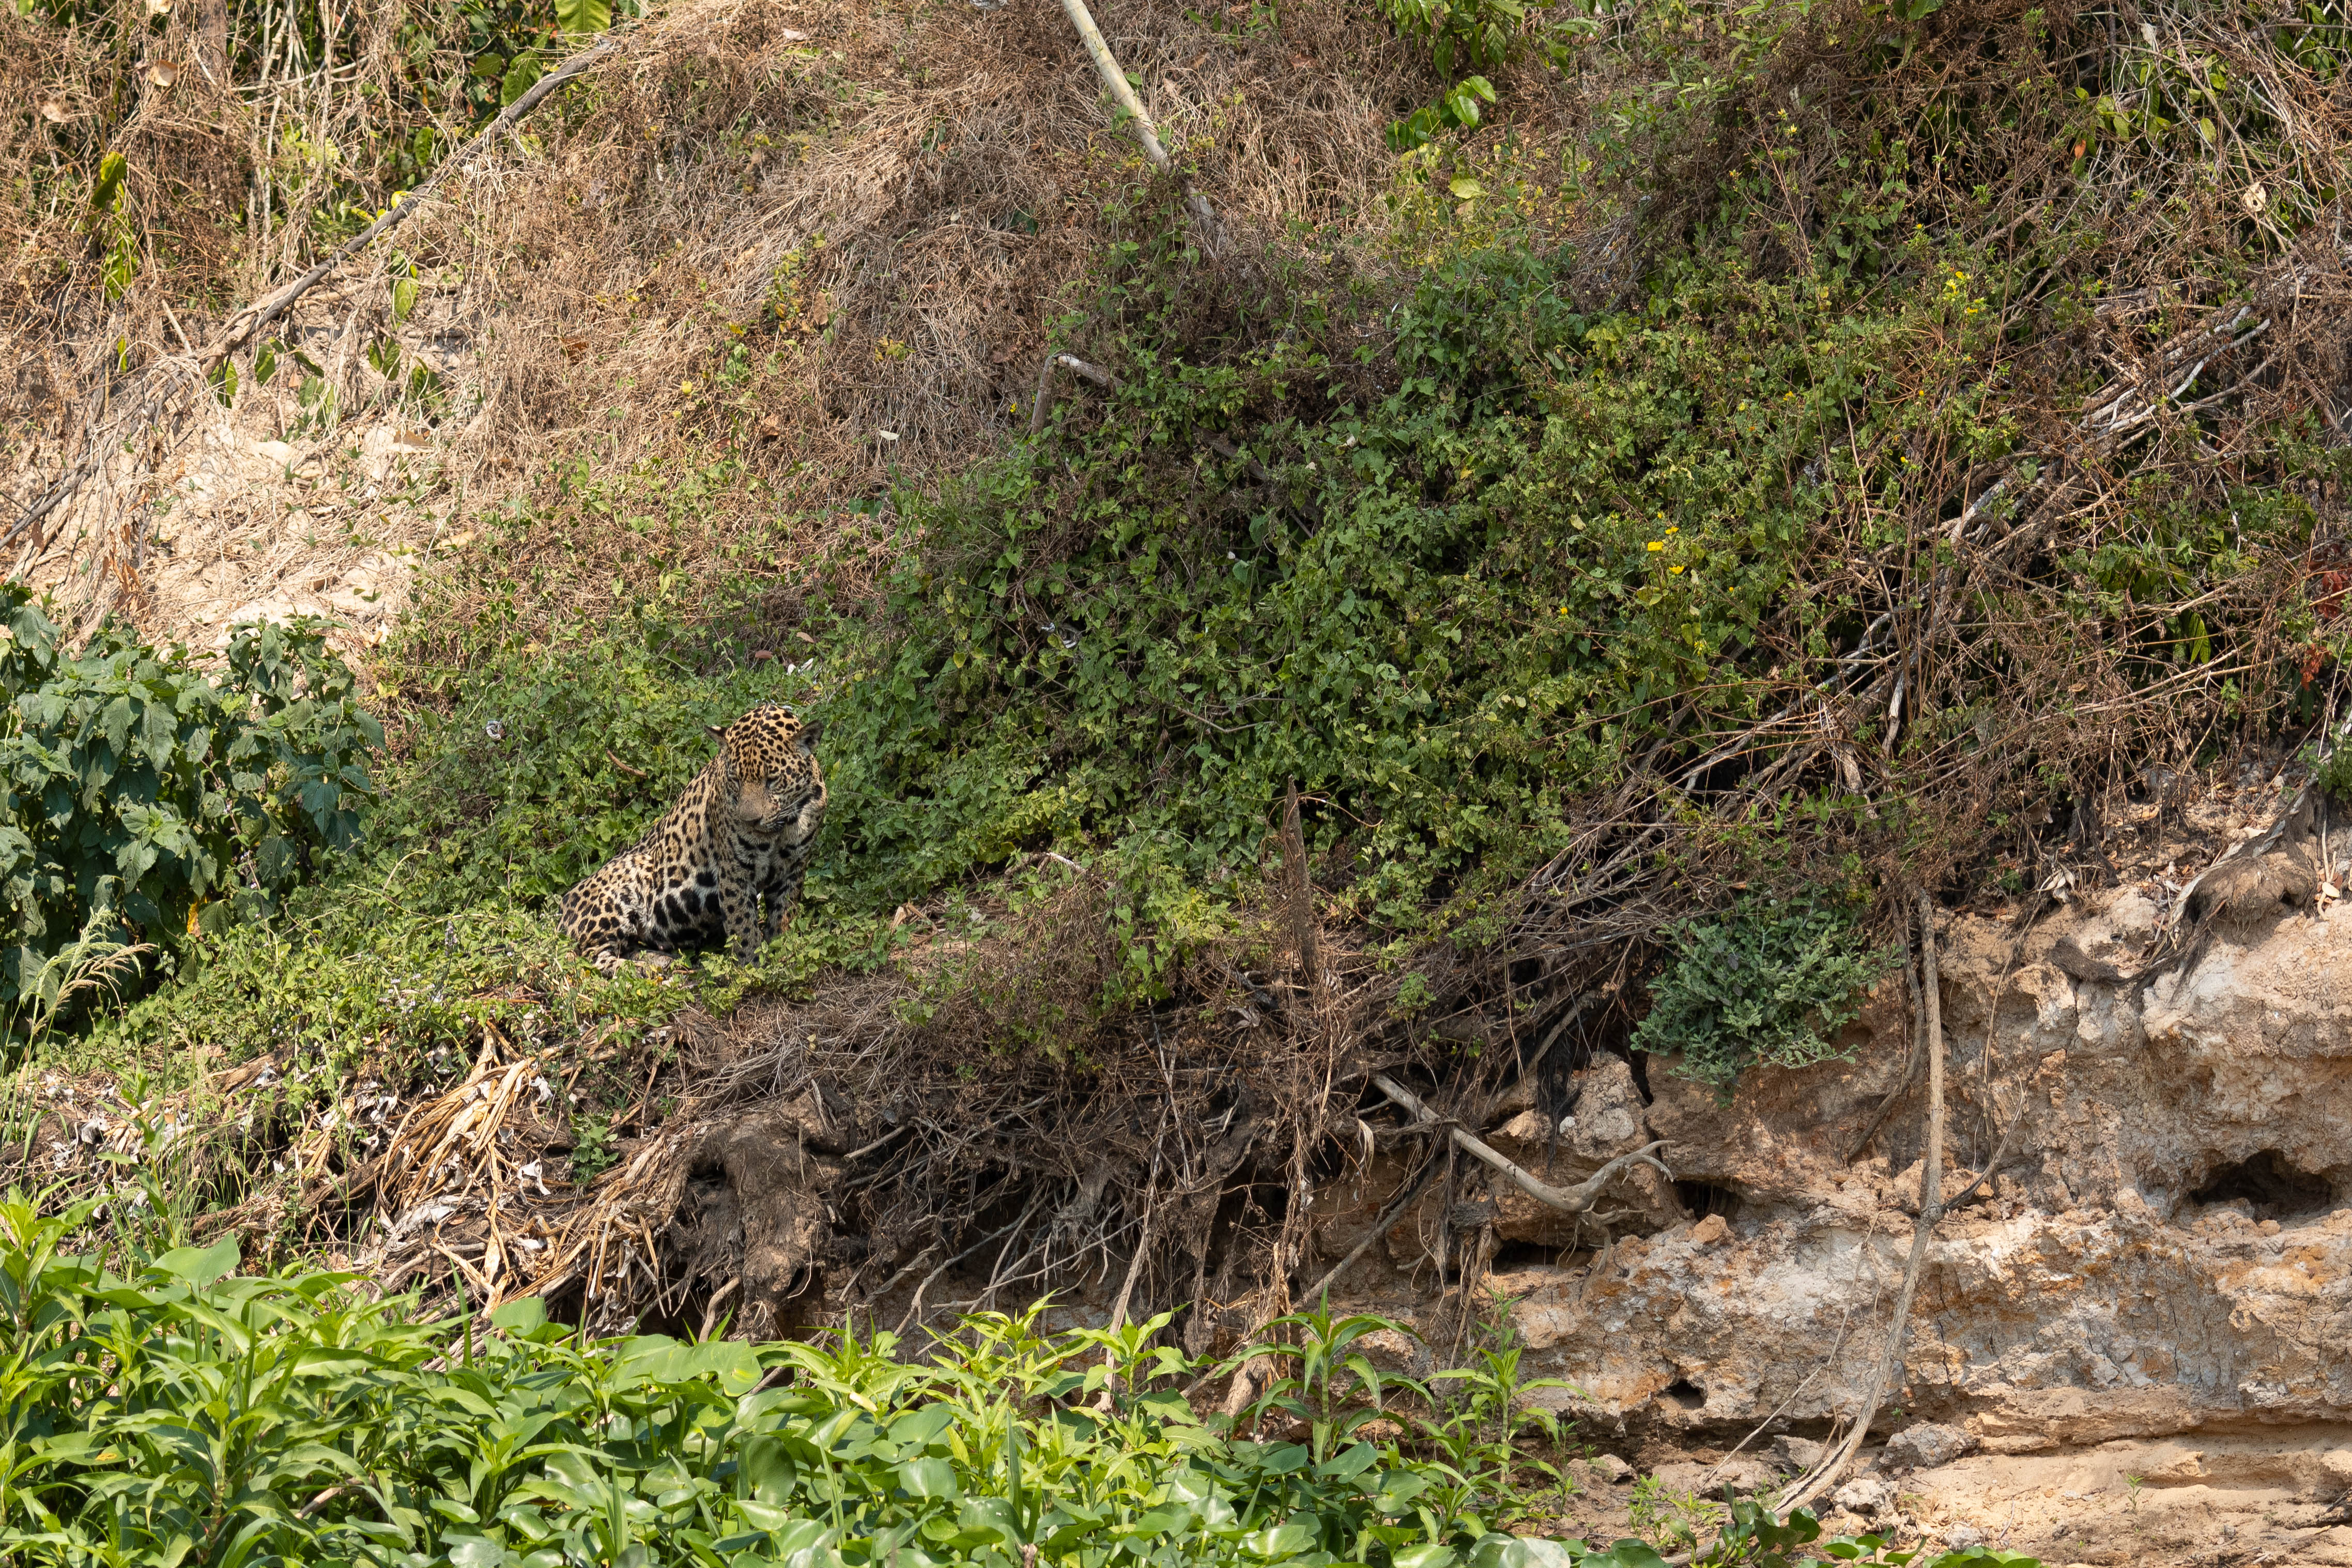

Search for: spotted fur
xmin=560 ymin=703 xmax=825 ymax=973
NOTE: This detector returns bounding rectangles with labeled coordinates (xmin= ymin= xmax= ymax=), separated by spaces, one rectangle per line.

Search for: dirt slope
xmin=6 ymin=0 xmax=1424 ymax=658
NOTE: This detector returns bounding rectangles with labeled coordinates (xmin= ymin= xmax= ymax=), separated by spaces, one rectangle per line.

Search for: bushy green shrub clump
xmin=1629 ymin=897 xmax=1900 ymax=1091
xmin=804 ymin=0 xmax=2349 ymax=990
xmin=820 ymin=227 xmax=1956 ymax=929
xmin=0 ymin=1193 xmax=2042 ymax=1568
xmin=0 ymin=586 xmax=379 ymax=1031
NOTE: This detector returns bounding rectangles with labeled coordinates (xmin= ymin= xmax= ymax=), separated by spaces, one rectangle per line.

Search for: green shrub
xmin=0 ymin=589 xmax=379 ymax=1026
xmin=0 ymin=1196 xmax=2035 ymax=1568
xmin=820 ymin=225 xmax=1938 ymax=930
xmin=1631 ymin=896 xmax=1900 ymax=1092
xmin=104 ymin=591 xmax=882 ymax=1082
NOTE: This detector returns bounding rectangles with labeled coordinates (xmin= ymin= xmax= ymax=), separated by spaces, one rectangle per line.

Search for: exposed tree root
xmin=1370 ymin=1074 xmax=1672 ymax=1218
xmin=1775 ymin=891 xmax=1948 ymax=1517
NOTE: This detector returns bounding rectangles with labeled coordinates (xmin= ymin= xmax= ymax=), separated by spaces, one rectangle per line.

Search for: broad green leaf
xmin=256 ymin=833 xmax=296 ymax=885
xmin=956 ymin=1497 xmax=1022 ymax=1545
xmin=896 ymin=1457 xmax=959 ymax=1499
xmin=1243 ymin=1522 xmax=1317 ymax=1557
xmin=1392 ymin=1546 xmax=1458 ymax=1568
xmin=555 ymin=0 xmax=611 ymax=34
xmin=149 ymin=1237 xmax=239 ymax=1288
xmin=1585 ymin=1544 xmax=1671 ymax=1568
xmin=91 ymin=151 xmax=128 ymax=210
xmin=740 ymin=1435 xmax=798 ymax=1503
xmin=501 ymin=49 xmax=543 ymax=106
xmin=490 ymin=1297 xmax=547 ymax=1335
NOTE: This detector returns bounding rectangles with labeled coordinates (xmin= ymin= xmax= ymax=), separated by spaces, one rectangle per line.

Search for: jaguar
xmin=559 ymin=703 xmax=825 ymax=973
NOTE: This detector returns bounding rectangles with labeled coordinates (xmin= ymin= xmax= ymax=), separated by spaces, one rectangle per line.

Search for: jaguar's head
xmin=710 ymin=703 xmax=822 ymax=831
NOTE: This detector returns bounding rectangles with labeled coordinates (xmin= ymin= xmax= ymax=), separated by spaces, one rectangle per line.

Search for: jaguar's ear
xmin=708 ymin=724 xmax=727 ymax=738
xmin=797 ymin=717 xmax=823 ymax=746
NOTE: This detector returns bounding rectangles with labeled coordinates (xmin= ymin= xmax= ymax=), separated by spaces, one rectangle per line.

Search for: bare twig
xmin=1295 ymin=1157 xmax=1443 ymax=1306
xmin=1104 ymin=1110 xmax=1168 ymax=1335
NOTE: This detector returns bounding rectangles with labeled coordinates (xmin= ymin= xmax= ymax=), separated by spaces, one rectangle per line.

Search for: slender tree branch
xmin=1371 ymin=1073 xmax=1671 ymax=1215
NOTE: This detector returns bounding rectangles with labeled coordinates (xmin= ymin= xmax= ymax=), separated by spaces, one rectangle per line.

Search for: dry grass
xmin=2 ymin=0 xmax=1423 ymax=656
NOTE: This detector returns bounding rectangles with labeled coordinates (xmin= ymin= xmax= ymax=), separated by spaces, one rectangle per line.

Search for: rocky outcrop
xmin=1304 ymin=887 xmax=2352 ymax=1560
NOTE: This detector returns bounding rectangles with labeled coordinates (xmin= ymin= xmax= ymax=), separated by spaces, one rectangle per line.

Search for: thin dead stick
xmin=1026 ymin=351 xmax=1065 ymax=436
xmin=895 ymin=1203 xmax=1036 ymax=1337
xmin=1774 ymin=890 xmax=1946 ymax=1518
xmin=6 ymin=27 xmax=632 ymax=559
xmin=1104 ymin=1109 xmax=1169 ymax=1336
xmin=1052 ymin=0 xmax=1225 ymax=256
xmin=1934 ymin=893 xmax=2055 ymax=1204
xmin=1371 ymin=1073 xmax=1671 ymax=1215
xmin=1517 ymin=990 xmax=1595 ymax=1086
xmin=1843 ymin=934 xmax=1927 ymax=1164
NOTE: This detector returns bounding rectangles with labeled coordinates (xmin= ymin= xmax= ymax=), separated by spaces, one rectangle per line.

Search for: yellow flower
xmin=1647 ymin=541 xmax=1664 ymax=551
xmin=1666 ymin=526 xmax=1679 ymax=534
xmin=1669 ymin=565 xmax=1684 ymax=575
xmin=680 ymin=380 xmax=697 ymax=395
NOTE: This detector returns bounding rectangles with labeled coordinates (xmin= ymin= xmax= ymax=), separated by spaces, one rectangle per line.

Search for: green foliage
xmin=2312 ymin=740 xmax=2352 ymax=804
xmin=1630 ymin=896 xmax=1899 ymax=1091
xmin=805 ymin=0 xmax=2352 ymax=983
xmin=822 ymin=223 xmax=1939 ymax=930
xmin=1376 ymin=0 xmax=1589 ymax=147
xmin=101 ymin=589 xmax=893 ymax=1087
xmin=0 ymin=1202 xmax=2040 ymax=1568
xmin=368 ymin=597 xmax=810 ymax=914
xmin=0 ymin=589 xmax=379 ymax=1026
xmin=554 ymin=0 xmax=610 ymax=36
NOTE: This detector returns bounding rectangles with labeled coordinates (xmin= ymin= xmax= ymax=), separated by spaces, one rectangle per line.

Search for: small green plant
xmin=1375 ymin=0 xmax=1591 ymax=147
xmin=1631 ymin=895 xmax=1901 ymax=1092
xmin=1415 ymin=1309 xmax=1573 ymax=1529
xmin=1235 ymin=1304 xmax=1419 ymax=1468
xmin=568 ymin=1109 xmax=620 ymax=1180
xmin=1626 ymin=1472 xmax=1712 ymax=1549
xmin=0 ymin=588 xmax=380 ymax=1027
xmin=2310 ymin=741 xmax=2352 ymax=803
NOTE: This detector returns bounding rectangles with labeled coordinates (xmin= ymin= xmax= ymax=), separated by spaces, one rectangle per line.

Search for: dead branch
xmin=1052 ymin=0 xmax=1225 ymax=256
xmin=1370 ymin=1073 xmax=1670 ymax=1216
